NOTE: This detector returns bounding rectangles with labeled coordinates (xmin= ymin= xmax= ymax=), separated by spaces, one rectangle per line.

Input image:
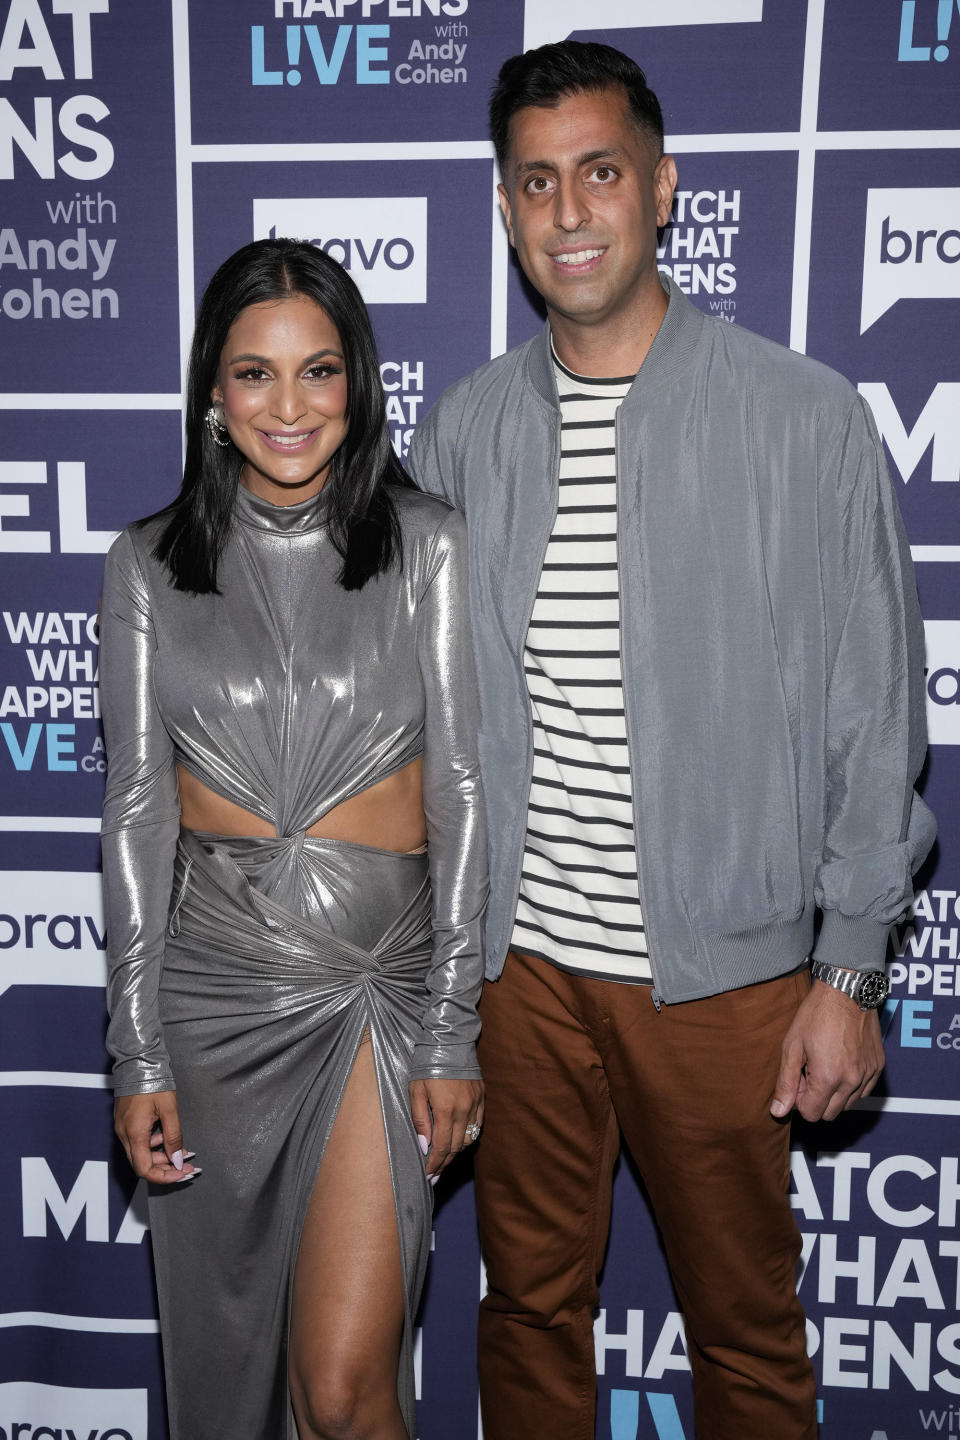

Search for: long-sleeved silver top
xmin=99 ymin=483 xmax=487 ymax=1095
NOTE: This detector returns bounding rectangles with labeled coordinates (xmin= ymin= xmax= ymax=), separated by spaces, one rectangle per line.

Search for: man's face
xmin=498 ymin=87 xmax=677 ymax=332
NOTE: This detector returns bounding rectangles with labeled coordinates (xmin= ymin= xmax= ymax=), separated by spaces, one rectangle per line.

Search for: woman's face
xmin=212 ymin=293 xmax=349 ymax=505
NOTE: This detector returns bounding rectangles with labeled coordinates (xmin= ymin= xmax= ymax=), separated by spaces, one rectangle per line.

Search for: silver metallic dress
xmin=99 ymin=484 xmax=486 ymax=1439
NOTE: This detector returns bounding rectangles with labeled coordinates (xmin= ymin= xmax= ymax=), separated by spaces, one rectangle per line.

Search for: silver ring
xmin=465 ymin=1122 xmax=481 ymax=1143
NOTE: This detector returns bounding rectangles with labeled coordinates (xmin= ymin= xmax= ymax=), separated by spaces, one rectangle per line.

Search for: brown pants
xmin=475 ymin=951 xmax=818 ymax=1440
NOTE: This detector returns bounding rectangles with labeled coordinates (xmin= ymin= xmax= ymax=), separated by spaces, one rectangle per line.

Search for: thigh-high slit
xmin=148 ymin=827 xmax=433 ymax=1440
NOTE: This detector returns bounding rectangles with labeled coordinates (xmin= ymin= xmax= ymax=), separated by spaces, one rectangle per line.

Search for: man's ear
xmin=498 ymin=183 xmax=516 ymax=249
xmin=654 ymin=154 xmax=678 ymax=229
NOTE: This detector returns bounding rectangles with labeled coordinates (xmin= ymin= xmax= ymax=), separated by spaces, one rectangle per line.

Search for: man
xmin=409 ymin=41 xmax=933 ymax=1440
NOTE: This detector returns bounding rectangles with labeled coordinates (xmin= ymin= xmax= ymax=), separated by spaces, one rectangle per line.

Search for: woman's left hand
xmin=409 ymin=1077 xmax=484 ymax=1182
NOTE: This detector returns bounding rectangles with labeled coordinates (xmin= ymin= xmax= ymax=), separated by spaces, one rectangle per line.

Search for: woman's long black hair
xmin=147 ymin=237 xmax=413 ymax=593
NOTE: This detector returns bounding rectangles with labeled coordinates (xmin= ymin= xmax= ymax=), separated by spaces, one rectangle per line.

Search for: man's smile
xmin=550 ymin=246 xmax=607 ymax=269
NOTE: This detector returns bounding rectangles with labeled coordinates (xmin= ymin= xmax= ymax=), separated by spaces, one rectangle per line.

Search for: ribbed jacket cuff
xmin=813 ymin=909 xmax=894 ymax=973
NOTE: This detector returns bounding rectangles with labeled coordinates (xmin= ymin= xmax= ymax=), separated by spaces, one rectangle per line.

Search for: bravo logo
xmin=0 ymin=871 xmax=106 ymax=996
xmin=253 ymin=197 xmax=426 ymax=305
xmin=861 ymin=188 xmax=960 ymax=333
xmin=523 ymin=0 xmax=763 ymax=52
xmin=924 ymin=621 xmax=960 ymax=744
xmin=0 ymin=1382 xmax=146 ymax=1440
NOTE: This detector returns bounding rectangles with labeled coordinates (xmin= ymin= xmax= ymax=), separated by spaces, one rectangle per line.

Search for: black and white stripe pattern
xmin=511 ymin=350 xmax=651 ymax=984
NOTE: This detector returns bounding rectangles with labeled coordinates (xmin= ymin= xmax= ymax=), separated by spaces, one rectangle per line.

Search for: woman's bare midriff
xmin=177 ymin=757 xmax=427 ymax=853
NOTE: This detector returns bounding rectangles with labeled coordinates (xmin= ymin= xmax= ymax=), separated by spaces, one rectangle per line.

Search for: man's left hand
xmin=770 ymin=976 xmax=885 ymax=1122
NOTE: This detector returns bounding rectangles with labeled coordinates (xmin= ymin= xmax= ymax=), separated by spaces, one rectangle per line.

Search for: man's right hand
xmin=114 ymin=1090 xmax=200 ymax=1183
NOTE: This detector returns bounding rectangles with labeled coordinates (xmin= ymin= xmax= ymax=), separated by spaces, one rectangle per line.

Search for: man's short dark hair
xmin=489 ymin=40 xmax=665 ymax=177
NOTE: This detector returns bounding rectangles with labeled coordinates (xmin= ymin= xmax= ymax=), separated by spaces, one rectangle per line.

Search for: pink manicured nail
xmin=417 ymin=1134 xmax=429 ymax=1156
xmin=174 ymin=1167 xmax=201 ymax=1183
xmin=182 ymin=1151 xmax=196 ymax=1160
xmin=171 ymin=1150 xmax=184 ymax=1171
xmin=429 ymin=1172 xmax=439 ymax=1187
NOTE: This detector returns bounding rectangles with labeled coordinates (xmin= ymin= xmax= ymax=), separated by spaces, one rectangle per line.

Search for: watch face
xmin=856 ymin=971 xmax=890 ymax=1010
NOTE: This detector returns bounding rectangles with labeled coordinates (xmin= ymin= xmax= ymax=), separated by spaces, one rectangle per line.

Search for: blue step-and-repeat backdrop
xmin=1 ymin=2 xmax=959 ymax=1437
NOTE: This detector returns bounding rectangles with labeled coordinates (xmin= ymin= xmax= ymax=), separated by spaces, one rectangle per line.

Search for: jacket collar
xmin=525 ymin=275 xmax=707 ymax=411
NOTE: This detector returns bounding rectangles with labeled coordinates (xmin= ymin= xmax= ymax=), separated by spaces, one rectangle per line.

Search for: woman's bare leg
xmin=289 ymin=1035 xmax=408 ymax=1440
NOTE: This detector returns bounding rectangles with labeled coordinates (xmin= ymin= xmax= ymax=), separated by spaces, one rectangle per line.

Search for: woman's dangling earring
xmin=205 ymin=403 xmax=231 ymax=448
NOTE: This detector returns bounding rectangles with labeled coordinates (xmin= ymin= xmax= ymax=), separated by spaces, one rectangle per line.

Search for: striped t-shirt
xmin=511 ymin=348 xmax=651 ymax=984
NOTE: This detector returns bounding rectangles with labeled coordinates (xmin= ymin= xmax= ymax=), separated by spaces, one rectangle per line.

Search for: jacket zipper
xmin=614 ymin=404 xmax=664 ymax=1011
xmin=504 ymin=415 xmax=562 ymax=964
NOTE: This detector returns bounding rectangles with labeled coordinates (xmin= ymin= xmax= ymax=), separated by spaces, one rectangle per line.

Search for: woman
xmin=99 ymin=238 xmax=486 ymax=1440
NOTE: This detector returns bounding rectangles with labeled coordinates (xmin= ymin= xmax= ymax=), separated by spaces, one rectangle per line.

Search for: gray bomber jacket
xmin=408 ymin=278 xmax=935 ymax=1005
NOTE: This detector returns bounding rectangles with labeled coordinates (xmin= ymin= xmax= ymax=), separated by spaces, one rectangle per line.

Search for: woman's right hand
xmin=114 ymin=1090 xmax=199 ymax=1184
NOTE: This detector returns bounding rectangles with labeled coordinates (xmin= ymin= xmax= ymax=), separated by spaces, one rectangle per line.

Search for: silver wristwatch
xmin=809 ymin=959 xmax=889 ymax=1011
